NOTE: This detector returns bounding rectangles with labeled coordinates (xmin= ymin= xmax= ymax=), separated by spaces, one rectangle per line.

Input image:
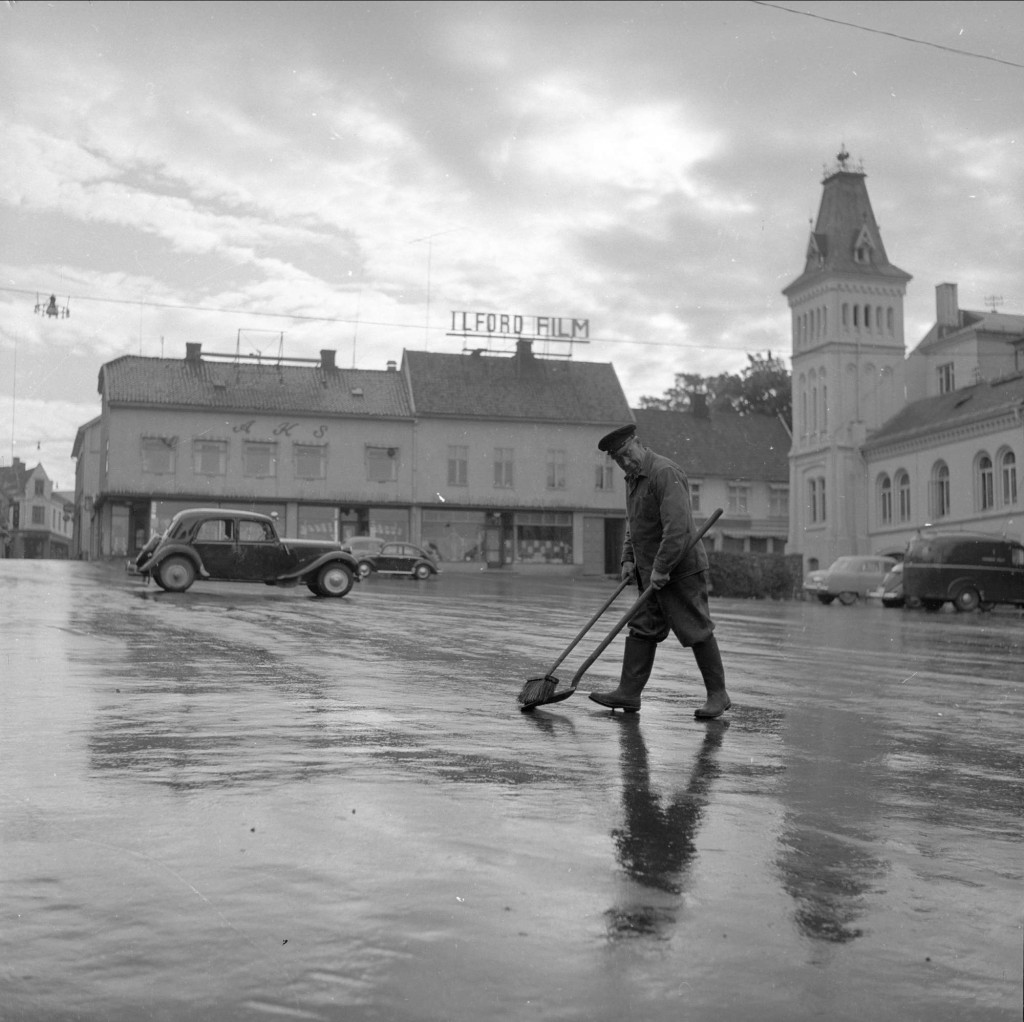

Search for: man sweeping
xmin=589 ymin=424 xmax=732 ymax=719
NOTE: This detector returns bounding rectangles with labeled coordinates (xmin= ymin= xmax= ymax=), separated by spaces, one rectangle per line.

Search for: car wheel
xmin=157 ymin=555 xmax=196 ymax=593
xmin=979 ymin=601 xmax=996 ymax=612
xmin=357 ymin=560 xmax=374 ymax=579
xmin=413 ymin=563 xmax=432 ymax=580
xmin=816 ymin=594 xmax=834 ymax=605
xmin=953 ymin=586 xmax=980 ymax=613
xmin=837 ymin=591 xmax=857 ymax=606
xmin=316 ymin=562 xmax=354 ymax=598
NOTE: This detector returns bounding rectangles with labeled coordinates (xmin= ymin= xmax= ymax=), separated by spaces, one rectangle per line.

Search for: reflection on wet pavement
xmin=1 ymin=561 xmax=1021 ymax=1021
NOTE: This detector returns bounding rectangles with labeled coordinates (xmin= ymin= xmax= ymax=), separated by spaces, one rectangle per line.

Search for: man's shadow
xmin=605 ymin=716 xmax=728 ymax=938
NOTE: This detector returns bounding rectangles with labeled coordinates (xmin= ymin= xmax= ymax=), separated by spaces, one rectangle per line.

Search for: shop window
xmin=297 ymin=505 xmax=337 ymax=540
xmin=516 ymin=511 xmax=572 ymax=564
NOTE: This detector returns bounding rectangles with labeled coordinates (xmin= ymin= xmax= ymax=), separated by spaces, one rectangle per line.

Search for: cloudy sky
xmin=1 ymin=0 xmax=1022 ymax=489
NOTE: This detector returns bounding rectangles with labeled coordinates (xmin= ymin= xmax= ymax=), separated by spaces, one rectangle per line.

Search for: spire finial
xmin=837 ymin=144 xmax=850 ymax=168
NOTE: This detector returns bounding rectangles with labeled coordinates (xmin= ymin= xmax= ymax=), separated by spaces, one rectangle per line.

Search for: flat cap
xmin=597 ymin=424 xmax=637 ymax=453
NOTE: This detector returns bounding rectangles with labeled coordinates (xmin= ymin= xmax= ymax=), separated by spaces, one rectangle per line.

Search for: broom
xmin=518 ymin=508 xmax=723 ymax=712
xmin=516 ymin=578 xmax=630 ymax=708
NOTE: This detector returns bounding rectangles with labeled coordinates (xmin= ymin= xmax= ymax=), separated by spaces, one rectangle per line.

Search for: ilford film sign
xmin=448 ymin=310 xmax=589 ymax=342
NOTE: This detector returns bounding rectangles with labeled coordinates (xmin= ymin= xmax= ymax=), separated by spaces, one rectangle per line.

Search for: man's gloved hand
xmin=621 ymin=561 xmax=636 ymax=585
xmin=651 ymin=568 xmax=671 ymax=590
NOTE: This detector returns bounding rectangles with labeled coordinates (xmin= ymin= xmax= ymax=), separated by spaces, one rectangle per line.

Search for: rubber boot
xmin=589 ymin=636 xmax=657 ymax=712
xmin=692 ymin=636 xmax=731 ymax=718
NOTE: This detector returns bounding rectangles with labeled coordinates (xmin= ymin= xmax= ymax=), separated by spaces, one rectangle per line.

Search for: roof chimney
xmin=185 ymin=342 xmax=202 ymax=363
xmin=936 ymin=283 xmax=959 ymax=332
xmin=386 ymin=360 xmax=397 ymax=371
xmin=320 ymin=349 xmax=336 ymax=371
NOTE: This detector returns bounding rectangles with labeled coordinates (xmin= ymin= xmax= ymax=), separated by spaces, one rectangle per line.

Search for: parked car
xmin=357 ymin=542 xmax=440 ymax=580
xmin=806 ymin=554 xmax=898 ymax=605
xmin=868 ymin=561 xmax=916 ymax=608
xmin=801 ymin=567 xmax=828 ymax=600
xmin=134 ymin=508 xmax=360 ymax=597
xmin=903 ymin=532 xmax=1024 ymax=612
xmin=341 ymin=536 xmax=386 ymax=558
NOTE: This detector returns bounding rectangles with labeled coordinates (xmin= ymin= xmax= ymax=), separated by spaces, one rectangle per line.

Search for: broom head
xmin=517 ymin=673 xmax=560 ymax=711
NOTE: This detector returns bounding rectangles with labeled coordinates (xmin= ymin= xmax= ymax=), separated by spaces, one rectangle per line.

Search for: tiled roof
xmin=784 ymin=170 xmax=911 ymax=295
xmin=632 ymin=408 xmax=790 ymax=482
xmin=99 ymin=355 xmax=413 ymax=418
xmin=403 ymin=348 xmax=633 ymax=423
xmin=909 ymin=309 xmax=1024 ymax=355
xmin=863 ymin=373 xmax=1024 ymax=450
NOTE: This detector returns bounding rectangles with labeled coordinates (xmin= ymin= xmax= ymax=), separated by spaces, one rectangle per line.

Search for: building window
xmin=769 ymin=486 xmax=788 ymax=518
xmin=448 ymin=445 xmax=468 ymax=487
xmin=976 ymin=454 xmax=994 ymax=510
xmin=546 ymin=449 xmax=567 ymax=490
xmin=193 ymin=439 xmax=228 ymax=476
xmin=808 ymin=476 xmax=826 ymax=524
xmin=294 ymin=444 xmax=327 ymax=480
xmin=937 ymin=362 xmax=955 ymax=394
xmin=516 ymin=511 xmax=572 ymax=564
xmin=1000 ymin=450 xmax=1018 ymax=505
xmin=494 ymin=448 xmax=515 ymax=489
xmin=366 ymin=446 xmax=399 ymax=483
xmin=141 ymin=437 xmax=176 ymax=475
xmin=595 ymin=455 xmax=614 ymax=491
xmin=34 ymin=479 xmax=45 ymax=496
xmin=243 ymin=442 xmax=277 ymax=478
xmin=31 ymin=505 xmax=45 ymax=525
xmin=727 ymin=483 xmax=750 ymax=515
xmin=842 ymin=303 xmax=849 ymax=328
xmin=896 ymin=470 xmax=911 ymax=522
xmin=297 ymin=505 xmax=336 ymax=540
xmin=930 ymin=462 xmax=950 ymax=519
xmin=690 ymin=481 xmax=702 ymax=513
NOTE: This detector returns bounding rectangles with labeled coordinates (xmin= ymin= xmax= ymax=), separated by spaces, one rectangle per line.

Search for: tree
xmin=639 ymin=351 xmax=791 ymax=427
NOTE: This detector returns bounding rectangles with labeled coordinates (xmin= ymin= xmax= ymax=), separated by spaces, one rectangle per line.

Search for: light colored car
xmin=868 ymin=561 xmax=913 ymax=608
xmin=809 ymin=555 xmax=898 ymax=605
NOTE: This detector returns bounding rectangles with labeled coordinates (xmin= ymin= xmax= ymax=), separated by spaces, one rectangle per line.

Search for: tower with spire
xmin=783 ymin=150 xmax=912 ymax=569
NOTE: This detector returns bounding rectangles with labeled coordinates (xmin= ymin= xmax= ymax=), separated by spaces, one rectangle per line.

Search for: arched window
xmin=976 ymin=454 xmax=994 ymax=510
xmin=895 ymin=470 xmax=911 ymax=522
xmin=864 ymin=305 xmax=871 ymax=329
xmin=887 ymin=307 xmax=894 ymax=332
xmin=930 ymin=461 xmax=950 ymax=519
xmin=842 ymin=303 xmax=849 ymax=328
xmin=808 ymin=476 xmax=827 ymax=523
xmin=853 ymin=305 xmax=860 ymax=328
xmin=878 ymin=474 xmax=892 ymax=525
xmin=875 ymin=306 xmax=883 ymax=333
xmin=999 ymin=449 xmax=1017 ymax=506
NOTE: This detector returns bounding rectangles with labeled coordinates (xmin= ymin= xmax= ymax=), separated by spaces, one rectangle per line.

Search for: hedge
xmin=706 ymin=551 xmax=803 ymax=600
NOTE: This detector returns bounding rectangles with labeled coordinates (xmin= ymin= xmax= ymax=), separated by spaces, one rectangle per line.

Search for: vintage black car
xmin=356 ymin=542 xmax=440 ymax=580
xmin=134 ymin=508 xmax=360 ymax=597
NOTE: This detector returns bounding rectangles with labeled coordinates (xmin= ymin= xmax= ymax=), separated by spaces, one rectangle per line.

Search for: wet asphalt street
xmin=1 ymin=560 xmax=1022 ymax=1022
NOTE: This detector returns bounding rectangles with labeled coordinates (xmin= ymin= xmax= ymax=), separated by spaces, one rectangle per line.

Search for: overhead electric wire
xmin=751 ymin=1 xmax=1024 ymax=70
xmin=0 ymin=284 xmax=758 ymax=354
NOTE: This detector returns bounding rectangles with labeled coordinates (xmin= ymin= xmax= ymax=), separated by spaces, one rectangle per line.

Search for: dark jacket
xmin=621 ymin=447 xmax=708 ymax=580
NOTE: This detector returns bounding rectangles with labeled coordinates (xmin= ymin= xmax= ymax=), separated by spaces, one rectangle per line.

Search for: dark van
xmin=903 ymin=533 xmax=1024 ymax=612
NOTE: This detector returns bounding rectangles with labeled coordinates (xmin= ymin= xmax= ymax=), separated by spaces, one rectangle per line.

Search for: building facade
xmin=0 ymin=457 xmax=74 ymax=558
xmin=785 ymin=154 xmax=1023 ymax=568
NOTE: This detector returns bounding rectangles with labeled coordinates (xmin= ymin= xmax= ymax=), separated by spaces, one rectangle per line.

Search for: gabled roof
xmin=863 ymin=373 xmax=1024 ymax=451
xmin=98 ymin=355 xmax=412 ymax=418
xmin=783 ymin=169 xmax=911 ymax=295
xmin=403 ymin=347 xmax=632 ymax=424
xmin=632 ymin=408 xmax=790 ymax=482
xmin=909 ymin=309 xmax=1024 ymax=355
